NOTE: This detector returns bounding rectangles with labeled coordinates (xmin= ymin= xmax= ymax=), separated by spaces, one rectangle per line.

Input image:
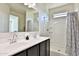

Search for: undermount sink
xmin=0 ymin=40 xmax=28 ymax=55
xmin=6 ymin=41 xmax=28 ymax=49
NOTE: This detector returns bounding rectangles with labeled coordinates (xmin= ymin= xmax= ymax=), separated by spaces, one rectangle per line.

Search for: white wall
xmin=0 ymin=4 xmax=10 ymax=32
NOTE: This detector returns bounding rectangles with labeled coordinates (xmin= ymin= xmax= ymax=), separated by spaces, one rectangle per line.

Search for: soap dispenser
xmin=26 ymin=36 xmax=29 ymax=40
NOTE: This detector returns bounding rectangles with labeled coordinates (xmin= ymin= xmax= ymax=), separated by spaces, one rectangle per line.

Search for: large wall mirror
xmin=0 ymin=3 xmax=39 ymax=32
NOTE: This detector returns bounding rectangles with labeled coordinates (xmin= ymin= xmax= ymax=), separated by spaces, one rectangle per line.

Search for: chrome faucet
xmin=9 ymin=32 xmax=17 ymax=44
xmin=12 ymin=33 xmax=17 ymax=43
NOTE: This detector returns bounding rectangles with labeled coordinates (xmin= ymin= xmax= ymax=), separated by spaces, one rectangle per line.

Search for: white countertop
xmin=0 ymin=37 xmax=49 ymax=56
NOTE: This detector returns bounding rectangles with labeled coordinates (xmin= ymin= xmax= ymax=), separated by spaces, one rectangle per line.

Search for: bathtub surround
xmin=66 ymin=12 xmax=79 ymax=56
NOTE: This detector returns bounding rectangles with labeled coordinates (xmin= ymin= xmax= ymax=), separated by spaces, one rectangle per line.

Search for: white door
xmin=9 ymin=15 xmax=18 ymax=32
xmin=50 ymin=17 xmax=67 ymax=54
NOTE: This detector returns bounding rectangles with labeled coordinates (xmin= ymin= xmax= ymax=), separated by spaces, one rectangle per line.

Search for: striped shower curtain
xmin=66 ymin=12 xmax=79 ymax=56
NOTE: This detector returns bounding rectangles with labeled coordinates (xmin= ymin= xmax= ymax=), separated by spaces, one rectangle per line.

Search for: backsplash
xmin=0 ymin=32 xmax=27 ymax=45
xmin=0 ymin=32 xmax=39 ymax=45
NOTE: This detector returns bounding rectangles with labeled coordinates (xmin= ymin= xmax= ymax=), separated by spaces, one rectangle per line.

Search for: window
xmin=9 ymin=15 xmax=19 ymax=32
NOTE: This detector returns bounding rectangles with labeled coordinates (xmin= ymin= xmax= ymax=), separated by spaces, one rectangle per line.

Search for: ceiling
xmin=8 ymin=3 xmax=27 ymax=14
xmin=7 ymin=3 xmax=68 ymax=14
xmin=34 ymin=3 xmax=68 ymax=12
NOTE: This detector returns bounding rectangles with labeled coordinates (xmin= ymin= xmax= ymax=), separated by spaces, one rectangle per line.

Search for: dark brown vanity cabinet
xmin=46 ymin=39 xmax=50 ymax=56
xmin=39 ymin=41 xmax=46 ymax=56
xmin=13 ymin=50 xmax=26 ymax=56
xmin=13 ymin=39 xmax=50 ymax=56
xmin=39 ymin=39 xmax=50 ymax=56
xmin=26 ymin=44 xmax=39 ymax=56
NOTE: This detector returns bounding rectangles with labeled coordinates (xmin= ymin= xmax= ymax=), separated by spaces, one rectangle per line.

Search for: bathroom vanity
xmin=0 ymin=36 xmax=50 ymax=56
xmin=13 ymin=39 xmax=50 ymax=56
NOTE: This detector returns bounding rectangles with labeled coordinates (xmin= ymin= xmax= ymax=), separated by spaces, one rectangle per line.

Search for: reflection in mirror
xmin=26 ymin=9 xmax=39 ymax=32
xmin=27 ymin=20 xmax=33 ymax=32
xmin=0 ymin=3 xmax=39 ymax=32
xmin=9 ymin=15 xmax=19 ymax=32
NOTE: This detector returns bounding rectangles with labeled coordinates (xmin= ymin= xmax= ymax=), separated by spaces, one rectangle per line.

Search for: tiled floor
xmin=50 ymin=51 xmax=66 ymax=56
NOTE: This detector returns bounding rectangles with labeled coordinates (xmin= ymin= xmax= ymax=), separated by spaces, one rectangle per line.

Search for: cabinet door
xmin=13 ymin=50 xmax=26 ymax=56
xmin=40 ymin=39 xmax=50 ymax=56
xmin=46 ymin=39 xmax=50 ymax=56
xmin=40 ymin=41 xmax=46 ymax=56
xmin=27 ymin=44 xmax=39 ymax=56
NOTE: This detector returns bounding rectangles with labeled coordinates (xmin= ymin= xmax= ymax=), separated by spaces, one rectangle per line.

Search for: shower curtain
xmin=66 ymin=12 xmax=79 ymax=56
